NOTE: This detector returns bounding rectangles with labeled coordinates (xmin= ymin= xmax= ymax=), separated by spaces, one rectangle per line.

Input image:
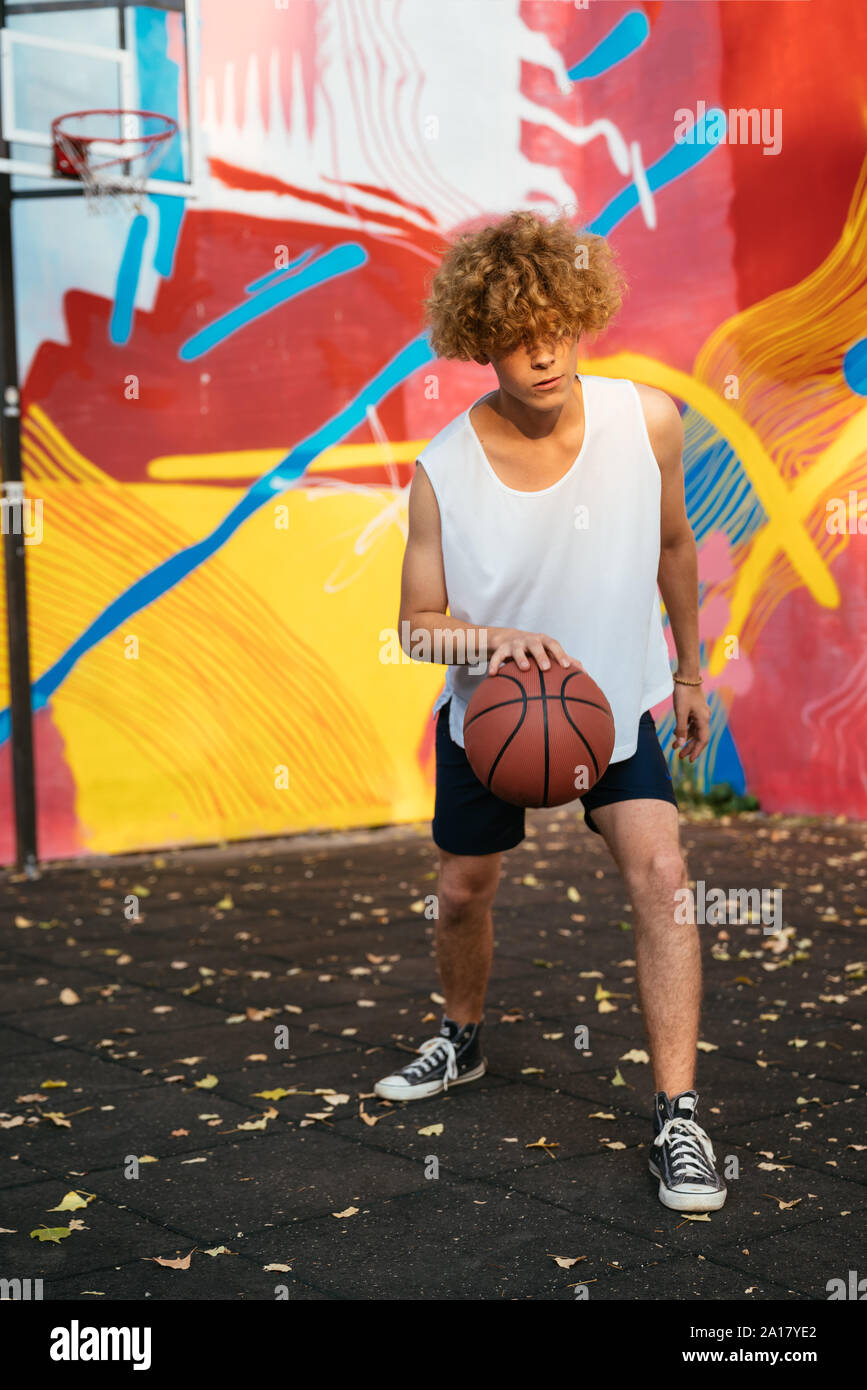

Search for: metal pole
xmin=0 ymin=0 xmax=39 ymax=874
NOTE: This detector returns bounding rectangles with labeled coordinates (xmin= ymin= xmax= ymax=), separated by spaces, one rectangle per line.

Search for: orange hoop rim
xmin=51 ymin=109 xmax=179 ymax=177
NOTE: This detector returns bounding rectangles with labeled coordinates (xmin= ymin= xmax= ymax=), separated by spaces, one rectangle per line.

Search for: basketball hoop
xmin=51 ymin=109 xmax=179 ymax=213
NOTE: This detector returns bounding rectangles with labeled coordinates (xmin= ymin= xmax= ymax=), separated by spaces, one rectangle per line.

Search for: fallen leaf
xmin=762 ymin=1194 xmax=802 ymax=1211
xmin=332 ymin=1207 xmax=358 ymax=1219
xmin=418 ymin=1123 xmax=443 ymax=1137
xmin=619 ymin=1049 xmax=649 ymax=1064
xmin=193 ymin=1075 xmax=218 ymax=1090
xmin=47 ymin=1191 xmax=95 ymax=1213
xmin=30 ymin=1225 xmax=74 ymax=1243
xmin=59 ymin=989 xmax=80 ymax=1006
xmin=147 ymin=1250 xmax=195 ymax=1269
xmin=548 ymin=1254 xmax=586 ymax=1268
xmin=526 ymin=1137 xmax=559 ymax=1157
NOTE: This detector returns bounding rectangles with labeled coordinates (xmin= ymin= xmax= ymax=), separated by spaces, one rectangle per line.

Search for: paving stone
xmin=550 ymin=1252 xmax=806 ymax=1301
xmin=0 ymin=1177 xmax=193 ymax=1283
xmin=714 ymin=1104 xmax=867 ymax=1183
xmin=41 ymin=1258 xmax=339 ymax=1301
xmin=5 ymin=1083 xmax=266 ymax=1172
xmin=332 ymin=1079 xmax=649 ymax=1181
xmin=77 ymin=1128 xmax=430 ymax=1237
xmin=0 ymin=1043 xmax=162 ymax=1106
xmin=245 ymin=1182 xmax=669 ymax=1300
xmin=4 ymin=990 xmax=229 ymax=1045
xmin=498 ymin=1136 xmax=865 ymax=1250
xmin=712 ymin=1212 xmax=867 ymax=1300
xmin=0 ymin=1022 xmax=58 ymax=1061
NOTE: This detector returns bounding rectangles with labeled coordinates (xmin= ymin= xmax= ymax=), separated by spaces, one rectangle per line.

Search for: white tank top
xmin=418 ymin=373 xmax=674 ymax=763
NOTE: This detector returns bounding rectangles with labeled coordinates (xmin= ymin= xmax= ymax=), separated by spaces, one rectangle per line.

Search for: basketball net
xmin=52 ymin=110 xmax=179 ymax=214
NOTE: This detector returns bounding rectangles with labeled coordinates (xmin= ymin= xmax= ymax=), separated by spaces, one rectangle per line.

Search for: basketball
xmin=463 ymin=659 xmax=616 ymax=808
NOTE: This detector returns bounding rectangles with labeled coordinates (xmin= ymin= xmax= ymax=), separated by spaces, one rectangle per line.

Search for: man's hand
xmin=672 ymin=683 xmax=710 ymax=761
xmin=487 ymin=629 xmax=584 ymax=677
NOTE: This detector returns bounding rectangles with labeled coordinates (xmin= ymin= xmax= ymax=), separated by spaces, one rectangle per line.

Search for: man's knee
xmin=437 ymin=854 xmax=500 ymax=920
xmin=627 ymin=848 xmax=688 ymax=907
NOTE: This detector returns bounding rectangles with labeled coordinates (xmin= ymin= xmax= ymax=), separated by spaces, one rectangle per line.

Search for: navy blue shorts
xmin=432 ymin=702 xmax=678 ymax=856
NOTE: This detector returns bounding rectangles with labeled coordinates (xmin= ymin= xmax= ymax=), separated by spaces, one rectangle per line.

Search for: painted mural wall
xmin=1 ymin=0 xmax=866 ymax=862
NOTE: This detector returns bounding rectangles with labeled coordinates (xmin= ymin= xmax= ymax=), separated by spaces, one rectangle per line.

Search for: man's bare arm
xmin=637 ymin=384 xmax=700 ymax=680
xmin=637 ymin=383 xmax=708 ymax=759
xmin=398 ymin=464 xmax=581 ymax=674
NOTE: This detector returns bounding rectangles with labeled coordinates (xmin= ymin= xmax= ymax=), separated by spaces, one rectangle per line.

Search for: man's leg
xmin=436 ymin=848 xmax=502 ymax=1027
xmin=588 ymin=799 xmax=699 ymax=1095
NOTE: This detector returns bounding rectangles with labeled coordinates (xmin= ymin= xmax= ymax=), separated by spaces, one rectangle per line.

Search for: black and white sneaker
xmin=373 ymin=1016 xmax=486 ymax=1102
xmin=649 ymin=1089 xmax=727 ymax=1212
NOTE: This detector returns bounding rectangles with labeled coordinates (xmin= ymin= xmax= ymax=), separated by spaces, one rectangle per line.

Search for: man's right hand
xmin=487 ymin=630 xmax=584 ymax=676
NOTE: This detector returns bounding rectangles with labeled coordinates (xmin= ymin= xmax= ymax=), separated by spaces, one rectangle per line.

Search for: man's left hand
xmin=672 ymin=683 xmax=710 ymax=762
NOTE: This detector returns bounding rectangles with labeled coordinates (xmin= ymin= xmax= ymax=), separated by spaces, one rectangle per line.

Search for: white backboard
xmin=0 ymin=0 xmax=199 ymax=198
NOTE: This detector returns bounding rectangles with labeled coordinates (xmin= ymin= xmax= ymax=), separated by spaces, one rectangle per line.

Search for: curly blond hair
xmin=423 ymin=209 xmax=626 ymax=362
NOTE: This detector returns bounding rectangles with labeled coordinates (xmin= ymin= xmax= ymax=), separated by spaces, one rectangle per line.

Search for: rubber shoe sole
xmin=648 ymin=1158 xmax=728 ymax=1212
xmin=373 ymin=1059 xmax=486 ymax=1102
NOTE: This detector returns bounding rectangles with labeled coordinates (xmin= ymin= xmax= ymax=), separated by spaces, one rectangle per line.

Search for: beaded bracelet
xmin=673 ymin=674 xmax=703 ymax=686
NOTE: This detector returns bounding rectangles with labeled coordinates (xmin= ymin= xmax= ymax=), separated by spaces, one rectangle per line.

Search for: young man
xmin=376 ymin=211 xmax=726 ymax=1213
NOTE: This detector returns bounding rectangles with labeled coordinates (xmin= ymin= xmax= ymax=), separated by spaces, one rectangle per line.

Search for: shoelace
xmin=403 ymin=1036 xmax=459 ymax=1088
xmin=654 ymin=1116 xmax=718 ymax=1183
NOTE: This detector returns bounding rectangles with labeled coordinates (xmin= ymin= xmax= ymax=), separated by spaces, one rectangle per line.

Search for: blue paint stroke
xmin=110 ymin=213 xmax=150 ymax=345
xmin=246 ymin=247 xmax=321 ymax=295
xmin=590 ymin=108 xmax=727 ymax=235
xmin=109 ymin=11 xmax=187 ymax=343
xmin=180 ymin=242 xmax=367 ymax=361
xmin=151 ymin=195 xmax=186 ymax=278
xmin=0 ymin=334 xmax=435 ymax=744
xmin=843 ymin=338 xmax=867 ymax=396
xmin=567 ymin=10 xmax=650 ymax=82
xmin=134 ymin=8 xmax=184 ymax=184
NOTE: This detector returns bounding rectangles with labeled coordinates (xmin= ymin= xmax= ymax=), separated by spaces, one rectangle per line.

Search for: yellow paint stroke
xmin=19 ymin=403 xmax=405 ymax=852
xmin=707 ymin=403 xmax=867 ymax=673
xmin=581 ymin=351 xmax=839 ymax=618
xmin=148 ymin=439 xmax=428 ymax=481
